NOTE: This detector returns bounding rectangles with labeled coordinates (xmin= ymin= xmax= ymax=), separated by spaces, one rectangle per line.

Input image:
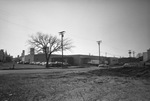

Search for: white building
xmin=143 ymin=48 xmax=150 ymax=62
xmin=143 ymin=52 xmax=148 ymax=62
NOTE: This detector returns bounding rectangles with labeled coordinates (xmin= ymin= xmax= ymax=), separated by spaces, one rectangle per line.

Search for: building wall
xmin=109 ymin=58 xmax=118 ymax=65
xmin=32 ymin=54 xmax=99 ymax=65
xmin=147 ymin=49 xmax=150 ymax=61
xmin=21 ymin=50 xmax=25 ymax=62
xmin=0 ymin=50 xmax=4 ymax=61
xmin=24 ymin=53 xmax=119 ymax=66
xmin=34 ymin=54 xmax=63 ymax=62
xmin=68 ymin=55 xmax=110 ymax=65
xmin=142 ymin=49 xmax=150 ymax=62
xmin=136 ymin=53 xmax=143 ymax=58
xmin=53 ymin=55 xmax=81 ymax=65
xmin=25 ymin=55 xmax=34 ymax=63
xmin=70 ymin=55 xmax=81 ymax=65
xmin=68 ymin=55 xmax=99 ymax=65
xmin=30 ymin=48 xmax=35 ymax=55
xmin=34 ymin=54 xmax=46 ymax=62
xmin=143 ymin=52 xmax=148 ymax=62
xmin=52 ymin=56 xmax=74 ymax=65
xmin=118 ymin=57 xmax=141 ymax=64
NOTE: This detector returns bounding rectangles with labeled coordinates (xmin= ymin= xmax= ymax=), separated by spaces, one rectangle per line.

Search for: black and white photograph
xmin=0 ymin=0 xmax=150 ymax=101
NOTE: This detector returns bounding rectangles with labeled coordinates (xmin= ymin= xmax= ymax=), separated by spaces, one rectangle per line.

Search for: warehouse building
xmin=143 ymin=48 xmax=150 ymax=62
xmin=20 ymin=48 xmax=118 ymax=66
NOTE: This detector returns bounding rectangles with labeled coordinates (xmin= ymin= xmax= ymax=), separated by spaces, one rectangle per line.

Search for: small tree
xmin=28 ymin=32 xmax=73 ymax=68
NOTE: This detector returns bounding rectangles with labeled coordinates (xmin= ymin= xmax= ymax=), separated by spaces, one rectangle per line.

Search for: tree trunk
xmin=44 ymin=54 xmax=49 ymax=68
xmin=46 ymin=60 xmax=49 ymax=68
xmin=45 ymin=53 xmax=51 ymax=68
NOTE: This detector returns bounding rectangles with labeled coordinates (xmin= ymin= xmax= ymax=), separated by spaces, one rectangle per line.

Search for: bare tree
xmin=28 ymin=32 xmax=73 ymax=68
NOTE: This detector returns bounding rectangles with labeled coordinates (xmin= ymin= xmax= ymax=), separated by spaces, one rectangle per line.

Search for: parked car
xmin=48 ymin=61 xmax=69 ymax=67
xmin=98 ymin=64 xmax=109 ymax=67
xmin=53 ymin=61 xmax=62 ymax=67
xmin=30 ymin=62 xmax=35 ymax=65
xmin=122 ymin=63 xmax=138 ymax=67
xmin=24 ymin=61 xmax=30 ymax=64
xmin=17 ymin=61 xmax=24 ymax=64
xmin=122 ymin=63 xmax=130 ymax=67
xmin=48 ymin=62 xmax=55 ymax=67
xmin=40 ymin=62 xmax=46 ymax=66
xmin=35 ymin=62 xmax=41 ymax=65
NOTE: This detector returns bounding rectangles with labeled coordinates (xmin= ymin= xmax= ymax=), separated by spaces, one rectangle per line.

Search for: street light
xmin=59 ymin=31 xmax=65 ymax=68
xmin=97 ymin=40 xmax=102 ymax=65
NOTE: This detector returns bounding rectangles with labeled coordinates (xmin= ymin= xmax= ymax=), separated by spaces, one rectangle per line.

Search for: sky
xmin=0 ymin=0 xmax=150 ymax=58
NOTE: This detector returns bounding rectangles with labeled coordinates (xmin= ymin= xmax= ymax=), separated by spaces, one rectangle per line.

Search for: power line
xmin=0 ymin=8 xmax=128 ymax=53
xmin=0 ymin=8 xmax=45 ymax=32
xmin=0 ymin=17 xmax=37 ymax=32
xmin=0 ymin=17 xmax=126 ymax=57
xmin=0 ymin=8 xmax=128 ymax=57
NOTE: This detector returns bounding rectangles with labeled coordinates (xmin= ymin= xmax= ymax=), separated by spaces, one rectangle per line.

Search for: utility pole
xmin=105 ymin=52 xmax=107 ymax=57
xmin=128 ymin=50 xmax=132 ymax=57
xmin=133 ymin=51 xmax=135 ymax=58
xmin=97 ymin=40 xmax=102 ymax=65
xmin=59 ymin=31 xmax=65 ymax=68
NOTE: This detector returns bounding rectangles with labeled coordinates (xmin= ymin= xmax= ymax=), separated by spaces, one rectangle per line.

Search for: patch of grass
xmin=89 ymin=66 xmax=150 ymax=79
xmin=0 ymin=68 xmax=150 ymax=101
xmin=0 ymin=62 xmax=12 ymax=70
xmin=0 ymin=63 xmax=45 ymax=70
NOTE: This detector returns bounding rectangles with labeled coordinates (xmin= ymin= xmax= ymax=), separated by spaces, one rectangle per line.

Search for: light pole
xmin=59 ymin=31 xmax=65 ymax=68
xmin=128 ymin=50 xmax=131 ymax=57
xmin=97 ymin=40 xmax=102 ymax=65
xmin=133 ymin=51 xmax=135 ymax=58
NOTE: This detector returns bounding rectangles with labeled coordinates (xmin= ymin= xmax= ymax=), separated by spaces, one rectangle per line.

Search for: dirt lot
xmin=0 ymin=65 xmax=150 ymax=101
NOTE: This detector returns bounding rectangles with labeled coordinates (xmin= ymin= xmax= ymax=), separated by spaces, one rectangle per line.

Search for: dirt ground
xmin=0 ymin=66 xmax=150 ymax=101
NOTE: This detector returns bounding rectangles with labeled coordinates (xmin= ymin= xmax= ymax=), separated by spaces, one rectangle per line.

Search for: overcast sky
xmin=0 ymin=0 xmax=150 ymax=58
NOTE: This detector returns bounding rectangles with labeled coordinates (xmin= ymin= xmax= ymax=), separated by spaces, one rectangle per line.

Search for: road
xmin=0 ymin=66 xmax=100 ymax=74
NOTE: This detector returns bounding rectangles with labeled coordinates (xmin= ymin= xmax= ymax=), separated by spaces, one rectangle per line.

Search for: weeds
xmin=0 ymin=67 xmax=150 ymax=101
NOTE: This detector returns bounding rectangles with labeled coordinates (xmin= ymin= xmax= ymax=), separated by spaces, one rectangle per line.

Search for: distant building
xmin=0 ymin=49 xmax=13 ymax=62
xmin=143 ymin=52 xmax=148 ymax=62
xmin=0 ymin=49 xmax=4 ymax=62
xmin=136 ymin=53 xmax=143 ymax=58
xmin=143 ymin=48 xmax=150 ymax=62
xmin=21 ymin=50 xmax=25 ymax=63
xmin=147 ymin=48 xmax=150 ymax=61
xmin=21 ymin=48 xmax=119 ymax=66
xmin=108 ymin=57 xmax=118 ymax=65
xmin=118 ymin=57 xmax=141 ymax=64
